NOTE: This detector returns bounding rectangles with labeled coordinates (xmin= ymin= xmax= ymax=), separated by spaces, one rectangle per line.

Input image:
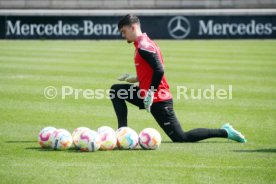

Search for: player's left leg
xmin=150 ymin=99 xmax=246 ymax=142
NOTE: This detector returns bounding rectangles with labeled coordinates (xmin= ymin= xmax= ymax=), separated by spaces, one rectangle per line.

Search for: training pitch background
xmin=0 ymin=40 xmax=275 ymax=184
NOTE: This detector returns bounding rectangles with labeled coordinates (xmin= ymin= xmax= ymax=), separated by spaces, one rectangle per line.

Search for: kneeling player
xmin=110 ymin=14 xmax=246 ymax=143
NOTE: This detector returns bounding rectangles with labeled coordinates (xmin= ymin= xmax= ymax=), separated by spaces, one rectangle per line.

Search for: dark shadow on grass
xmin=25 ymin=146 xmax=150 ymax=153
xmin=25 ymin=147 xmax=88 ymax=152
xmin=162 ymin=141 xmax=232 ymax=144
xmin=6 ymin=141 xmax=37 ymax=143
xmin=67 ymin=147 xmax=150 ymax=153
xmin=25 ymin=147 xmax=56 ymax=151
xmin=25 ymin=147 xmax=80 ymax=152
xmin=233 ymin=149 xmax=276 ymax=153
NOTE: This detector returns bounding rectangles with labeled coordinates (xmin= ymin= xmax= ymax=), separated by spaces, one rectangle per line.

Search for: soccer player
xmin=110 ymin=14 xmax=247 ymax=143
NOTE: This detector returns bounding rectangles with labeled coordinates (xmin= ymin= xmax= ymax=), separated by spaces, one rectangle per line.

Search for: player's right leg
xmin=109 ymin=84 xmax=144 ymax=128
xmin=110 ymin=84 xmax=131 ymax=128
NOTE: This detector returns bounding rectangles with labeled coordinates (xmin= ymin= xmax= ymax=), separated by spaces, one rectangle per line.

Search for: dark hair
xmin=118 ymin=14 xmax=140 ymax=30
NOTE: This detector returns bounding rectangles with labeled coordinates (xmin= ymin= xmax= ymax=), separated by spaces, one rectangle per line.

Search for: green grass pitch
xmin=0 ymin=40 xmax=275 ymax=184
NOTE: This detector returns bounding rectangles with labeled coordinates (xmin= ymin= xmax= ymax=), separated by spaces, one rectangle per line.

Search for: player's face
xmin=120 ymin=25 xmax=135 ymax=43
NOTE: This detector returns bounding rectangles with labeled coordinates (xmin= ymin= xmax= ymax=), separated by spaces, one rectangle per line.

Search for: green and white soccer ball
xmin=116 ymin=127 xmax=139 ymax=150
xmin=50 ymin=129 xmax=73 ymax=150
xmin=98 ymin=126 xmax=117 ymax=150
xmin=139 ymin=128 xmax=161 ymax=150
xmin=38 ymin=126 xmax=56 ymax=148
xmin=78 ymin=129 xmax=101 ymax=152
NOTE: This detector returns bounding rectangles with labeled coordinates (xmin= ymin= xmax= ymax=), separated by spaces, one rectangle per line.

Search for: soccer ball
xmin=78 ymin=129 xmax=101 ymax=152
xmin=116 ymin=127 xmax=138 ymax=150
xmin=38 ymin=126 xmax=56 ymax=148
xmin=72 ymin=127 xmax=90 ymax=149
xmin=50 ymin=129 xmax=73 ymax=150
xmin=98 ymin=126 xmax=117 ymax=150
xmin=139 ymin=128 xmax=162 ymax=150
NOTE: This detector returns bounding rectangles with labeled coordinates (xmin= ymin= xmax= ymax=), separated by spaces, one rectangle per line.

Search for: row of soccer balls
xmin=38 ymin=126 xmax=162 ymax=151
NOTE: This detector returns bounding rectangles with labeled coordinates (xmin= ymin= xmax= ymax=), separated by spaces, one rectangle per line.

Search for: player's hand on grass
xmin=144 ymin=89 xmax=154 ymax=113
xmin=117 ymin=74 xmax=138 ymax=83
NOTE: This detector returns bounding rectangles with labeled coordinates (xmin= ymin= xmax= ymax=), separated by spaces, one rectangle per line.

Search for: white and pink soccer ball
xmin=72 ymin=127 xmax=91 ymax=149
xmin=50 ymin=129 xmax=73 ymax=150
xmin=116 ymin=127 xmax=139 ymax=150
xmin=78 ymin=129 xmax=101 ymax=152
xmin=38 ymin=126 xmax=56 ymax=148
xmin=98 ymin=126 xmax=117 ymax=150
xmin=139 ymin=128 xmax=162 ymax=150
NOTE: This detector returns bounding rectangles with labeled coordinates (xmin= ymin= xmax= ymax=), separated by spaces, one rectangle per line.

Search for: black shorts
xmin=110 ymin=84 xmax=185 ymax=142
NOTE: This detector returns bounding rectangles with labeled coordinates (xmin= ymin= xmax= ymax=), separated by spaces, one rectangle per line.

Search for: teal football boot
xmin=222 ymin=123 xmax=247 ymax=143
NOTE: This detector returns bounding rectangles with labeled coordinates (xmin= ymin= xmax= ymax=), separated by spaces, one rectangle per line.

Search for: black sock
xmin=184 ymin=128 xmax=228 ymax=142
xmin=110 ymin=85 xmax=128 ymax=128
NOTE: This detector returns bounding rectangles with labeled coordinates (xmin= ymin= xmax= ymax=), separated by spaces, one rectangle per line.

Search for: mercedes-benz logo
xmin=168 ymin=16 xmax=191 ymax=39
